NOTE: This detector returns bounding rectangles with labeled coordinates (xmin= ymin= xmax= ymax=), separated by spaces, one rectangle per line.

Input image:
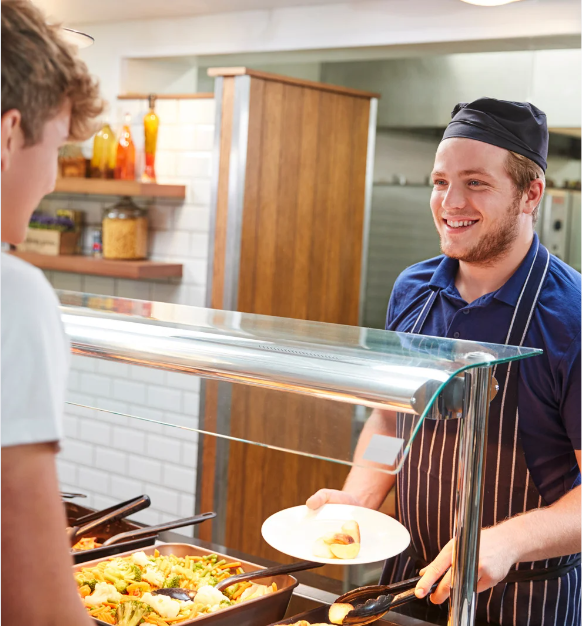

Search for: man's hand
xmin=306 ymin=489 xmax=363 ymax=510
xmin=415 ymin=525 xmax=517 ymax=604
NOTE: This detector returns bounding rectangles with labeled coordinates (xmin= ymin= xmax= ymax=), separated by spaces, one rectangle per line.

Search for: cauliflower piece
xmin=84 ymin=582 xmax=122 ymax=607
xmin=141 ymin=592 xmax=191 ymax=619
xmin=142 ymin=565 xmax=165 ymax=588
xmin=131 ymin=551 xmax=150 ymax=568
xmin=194 ymin=585 xmax=229 ymax=607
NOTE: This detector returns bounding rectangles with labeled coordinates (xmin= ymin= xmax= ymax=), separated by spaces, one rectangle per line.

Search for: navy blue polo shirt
xmin=386 ymin=234 xmax=581 ymax=505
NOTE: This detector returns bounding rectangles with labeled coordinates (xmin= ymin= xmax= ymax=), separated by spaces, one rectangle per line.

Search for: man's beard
xmin=441 ymin=196 xmax=521 ymax=266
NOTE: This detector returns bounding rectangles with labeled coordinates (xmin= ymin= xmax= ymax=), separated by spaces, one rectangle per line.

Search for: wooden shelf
xmin=53 ymin=178 xmax=186 ymax=199
xmin=10 ymin=251 xmax=182 ymax=280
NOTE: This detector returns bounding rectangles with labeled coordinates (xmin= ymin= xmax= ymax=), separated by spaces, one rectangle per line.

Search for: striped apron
xmin=381 ymin=241 xmax=581 ymax=626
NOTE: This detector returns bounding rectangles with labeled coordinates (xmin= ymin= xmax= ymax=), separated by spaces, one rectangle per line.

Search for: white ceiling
xmin=35 ymin=0 xmax=355 ymax=24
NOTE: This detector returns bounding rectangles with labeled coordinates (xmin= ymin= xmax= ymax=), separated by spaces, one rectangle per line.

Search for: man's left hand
xmin=415 ymin=525 xmax=518 ymax=604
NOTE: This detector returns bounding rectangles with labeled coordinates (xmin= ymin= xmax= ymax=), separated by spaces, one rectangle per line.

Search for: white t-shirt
xmin=1 ymin=253 xmax=70 ymax=447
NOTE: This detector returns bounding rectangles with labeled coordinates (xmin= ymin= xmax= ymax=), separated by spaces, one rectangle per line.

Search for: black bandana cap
xmin=441 ymin=97 xmax=548 ymax=172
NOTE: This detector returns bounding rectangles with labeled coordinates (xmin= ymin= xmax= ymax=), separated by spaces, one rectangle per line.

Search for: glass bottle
xmin=90 ymin=122 xmax=116 ymax=178
xmin=143 ymin=94 xmax=159 ymax=183
xmin=114 ymin=113 xmax=135 ymax=181
xmin=102 ymin=197 xmax=148 ymax=260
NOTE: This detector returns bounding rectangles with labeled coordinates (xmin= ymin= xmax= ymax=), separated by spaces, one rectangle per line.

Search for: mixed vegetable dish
xmin=75 ymin=549 xmax=277 ymax=625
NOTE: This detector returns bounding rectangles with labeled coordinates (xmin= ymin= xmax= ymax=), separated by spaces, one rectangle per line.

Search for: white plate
xmin=261 ymin=504 xmax=410 ymax=565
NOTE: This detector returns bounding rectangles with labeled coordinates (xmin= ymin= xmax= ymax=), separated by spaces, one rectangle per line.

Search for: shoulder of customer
xmin=1 ymin=253 xmax=70 ymax=448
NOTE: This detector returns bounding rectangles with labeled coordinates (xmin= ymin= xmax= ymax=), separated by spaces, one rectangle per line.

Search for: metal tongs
xmin=328 ymin=575 xmax=440 ymax=625
xmin=68 ymin=494 xmax=151 ymax=545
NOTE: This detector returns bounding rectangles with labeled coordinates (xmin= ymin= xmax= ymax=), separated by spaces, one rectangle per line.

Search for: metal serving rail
xmin=58 ymin=292 xmax=542 ymax=626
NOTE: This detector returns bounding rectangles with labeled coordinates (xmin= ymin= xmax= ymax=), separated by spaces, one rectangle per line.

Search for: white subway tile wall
xmin=49 ymin=98 xmax=214 ymax=531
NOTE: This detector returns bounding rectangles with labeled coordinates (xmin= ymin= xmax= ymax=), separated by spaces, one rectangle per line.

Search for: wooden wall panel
xmin=217 ymin=78 xmax=372 ymax=578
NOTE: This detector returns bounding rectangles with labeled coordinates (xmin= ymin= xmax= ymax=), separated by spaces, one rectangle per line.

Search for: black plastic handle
xmin=215 ymin=560 xmax=323 ymax=592
xmin=74 ymin=494 xmax=151 ymax=526
xmin=69 ymin=495 xmax=151 ymax=545
xmin=390 ymin=580 xmax=439 ymax=609
xmin=102 ymin=511 xmax=216 ymax=546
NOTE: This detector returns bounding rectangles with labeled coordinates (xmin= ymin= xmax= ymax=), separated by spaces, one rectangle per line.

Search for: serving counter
xmin=58 ymin=291 xmax=541 ymax=626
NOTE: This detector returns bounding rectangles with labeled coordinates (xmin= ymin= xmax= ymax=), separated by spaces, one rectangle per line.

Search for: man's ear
xmin=1 ymin=110 xmax=23 ymax=173
xmin=522 ymin=178 xmax=545 ymax=216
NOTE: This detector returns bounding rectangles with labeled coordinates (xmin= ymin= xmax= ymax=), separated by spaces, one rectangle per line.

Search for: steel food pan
xmin=66 ymin=501 xmax=153 ymax=564
xmin=74 ymin=542 xmax=298 ymax=626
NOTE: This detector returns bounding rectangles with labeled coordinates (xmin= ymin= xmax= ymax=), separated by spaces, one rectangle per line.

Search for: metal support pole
xmin=448 ymin=365 xmax=492 ymax=626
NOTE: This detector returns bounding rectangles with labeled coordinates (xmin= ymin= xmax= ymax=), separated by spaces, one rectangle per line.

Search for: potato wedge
xmin=341 ymin=521 xmax=361 ymax=544
xmin=312 ymin=537 xmax=335 ymax=559
xmin=329 ymin=542 xmax=361 ymax=560
xmin=325 ymin=533 xmax=354 ymax=546
xmin=329 ymin=602 xmax=354 ymax=624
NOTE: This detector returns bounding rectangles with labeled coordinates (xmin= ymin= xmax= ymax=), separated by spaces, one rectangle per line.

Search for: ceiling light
xmin=460 ymin=0 xmax=525 ymax=5
xmin=61 ymin=27 xmax=94 ymax=48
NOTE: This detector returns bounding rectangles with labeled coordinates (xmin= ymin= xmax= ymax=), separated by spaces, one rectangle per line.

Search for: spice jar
xmin=102 ymin=197 xmax=148 ymax=260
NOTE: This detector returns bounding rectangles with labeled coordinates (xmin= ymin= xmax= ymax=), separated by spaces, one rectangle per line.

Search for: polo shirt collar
xmin=429 ymin=255 xmax=458 ymax=291
xmin=428 ymin=233 xmax=540 ymax=307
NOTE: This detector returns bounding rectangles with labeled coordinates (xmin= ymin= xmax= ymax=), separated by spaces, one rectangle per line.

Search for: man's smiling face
xmin=430 ymin=137 xmax=524 ymax=265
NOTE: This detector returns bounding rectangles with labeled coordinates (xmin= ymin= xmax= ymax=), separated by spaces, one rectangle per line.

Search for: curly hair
xmin=1 ymin=0 xmax=103 ymax=145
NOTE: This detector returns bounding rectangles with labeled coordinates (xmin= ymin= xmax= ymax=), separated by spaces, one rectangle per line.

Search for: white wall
xmin=322 ymin=49 xmax=581 ymax=128
xmin=71 ymin=0 xmax=580 ymax=109
xmin=45 ymin=97 xmax=215 ymax=526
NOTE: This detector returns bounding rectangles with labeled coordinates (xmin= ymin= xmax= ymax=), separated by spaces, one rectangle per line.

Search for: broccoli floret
xmin=163 ymin=574 xmax=181 ymax=588
xmin=131 ymin=564 xmax=142 ymax=583
xmin=75 ymin=574 xmax=97 ymax=593
xmin=104 ymin=559 xmax=142 ymax=590
xmin=116 ymin=600 xmax=151 ymax=626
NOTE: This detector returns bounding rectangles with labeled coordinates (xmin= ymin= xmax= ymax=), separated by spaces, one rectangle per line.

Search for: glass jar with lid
xmin=102 ymin=197 xmax=148 ymax=260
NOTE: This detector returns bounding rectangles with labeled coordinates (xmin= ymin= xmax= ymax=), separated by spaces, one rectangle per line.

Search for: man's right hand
xmin=306 ymin=489 xmax=363 ymax=510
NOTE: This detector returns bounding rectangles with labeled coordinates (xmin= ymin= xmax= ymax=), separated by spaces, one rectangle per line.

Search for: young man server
xmin=308 ymin=98 xmax=581 ymax=626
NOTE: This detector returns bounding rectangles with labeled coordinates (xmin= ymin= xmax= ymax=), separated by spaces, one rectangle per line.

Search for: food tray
xmin=74 ymin=542 xmax=299 ymax=626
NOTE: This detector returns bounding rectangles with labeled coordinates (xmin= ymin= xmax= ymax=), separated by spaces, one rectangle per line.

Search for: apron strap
xmin=403 ymin=545 xmax=580 ymax=584
xmin=503 ymin=555 xmax=581 ymax=583
xmin=410 ymin=290 xmax=438 ymax=335
xmin=504 ymin=240 xmax=550 ymax=349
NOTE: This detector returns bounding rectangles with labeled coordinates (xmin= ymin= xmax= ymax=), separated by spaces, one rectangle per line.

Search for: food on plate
xmin=341 ymin=521 xmax=361 ymax=544
xmin=312 ymin=521 xmax=361 ymax=560
xmin=328 ymin=602 xmax=354 ymax=624
xmin=329 ymin=543 xmax=360 ymax=560
xmin=75 ymin=550 xmax=278 ymax=625
xmin=312 ymin=538 xmax=334 ymax=559
xmin=73 ymin=536 xmax=102 ymax=551
xmin=288 ymin=622 xmax=333 ymax=626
